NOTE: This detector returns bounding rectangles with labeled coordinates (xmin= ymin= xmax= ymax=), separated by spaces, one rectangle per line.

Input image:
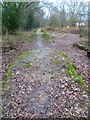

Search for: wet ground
xmin=2 ymin=29 xmax=89 ymax=119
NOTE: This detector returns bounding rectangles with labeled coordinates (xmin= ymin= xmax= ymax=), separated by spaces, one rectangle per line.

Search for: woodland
xmin=1 ymin=0 xmax=90 ymax=119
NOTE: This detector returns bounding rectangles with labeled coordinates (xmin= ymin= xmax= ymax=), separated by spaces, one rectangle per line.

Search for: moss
xmin=53 ymin=59 xmax=61 ymax=64
xmin=80 ymin=34 xmax=84 ymax=37
xmin=71 ymin=63 xmax=76 ymax=69
xmin=14 ymin=31 xmax=22 ymax=35
xmin=53 ymin=52 xmax=90 ymax=92
xmin=73 ymin=41 xmax=90 ymax=51
xmin=33 ymin=28 xmax=37 ymax=32
xmin=57 ymin=52 xmax=68 ymax=58
xmin=41 ymin=28 xmax=52 ymax=41
xmin=3 ymin=62 xmax=14 ymax=81
xmin=65 ymin=62 xmax=89 ymax=91
xmin=43 ymin=33 xmax=51 ymax=40
xmin=27 ymin=33 xmax=37 ymax=42
xmin=52 ymin=52 xmax=68 ymax=64
xmin=23 ymin=62 xmax=32 ymax=68
xmin=41 ymin=27 xmax=47 ymax=32
xmin=3 ymin=50 xmax=33 ymax=81
xmin=0 ymin=107 xmax=2 ymax=113
xmin=17 ymin=52 xmax=28 ymax=61
xmin=0 ymin=84 xmax=2 ymax=97
xmin=26 ymin=29 xmax=37 ymax=42
xmin=16 ymin=50 xmax=33 ymax=61
xmin=59 ymin=33 xmax=67 ymax=37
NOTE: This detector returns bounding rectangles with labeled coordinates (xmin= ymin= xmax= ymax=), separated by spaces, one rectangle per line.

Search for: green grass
xmin=41 ymin=28 xmax=52 ymax=41
xmin=16 ymin=50 xmax=33 ymax=61
xmin=17 ymin=52 xmax=29 ymax=61
xmin=65 ymin=62 xmax=90 ymax=93
xmin=3 ymin=62 xmax=14 ymax=81
xmin=53 ymin=59 xmax=61 ymax=64
xmin=27 ymin=32 xmax=37 ymax=42
xmin=26 ymin=29 xmax=37 ymax=42
xmin=13 ymin=31 xmax=22 ymax=35
xmin=59 ymin=32 xmax=67 ymax=37
xmin=54 ymin=52 xmax=90 ymax=93
xmin=26 ymin=28 xmax=52 ymax=42
xmin=65 ymin=59 xmax=89 ymax=92
xmin=0 ymin=107 xmax=2 ymax=113
xmin=33 ymin=28 xmax=37 ymax=32
xmin=23 ymin=62 xmax=33 ymax=68
xmin=3 ymin=50 xmax=33 ymax=81
xmin=0 ymin=84 xmax=2 ymax=97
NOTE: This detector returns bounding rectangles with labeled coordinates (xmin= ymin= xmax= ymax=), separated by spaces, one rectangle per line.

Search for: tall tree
xmin=20 ymin=1 xmax=40 ymax=30
xmin=2 ymin=2 xmax=22 ymax=34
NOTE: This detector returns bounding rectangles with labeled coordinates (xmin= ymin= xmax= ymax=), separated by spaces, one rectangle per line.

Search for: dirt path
xmin=2 ymin=29 xmax=89 ymax=119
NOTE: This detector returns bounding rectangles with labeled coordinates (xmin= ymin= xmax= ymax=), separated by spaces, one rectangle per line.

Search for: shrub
xmin=2 ymin=35 xmax=19 ymax=52
xmin=79 ymin=27 xmax=88 ymax=37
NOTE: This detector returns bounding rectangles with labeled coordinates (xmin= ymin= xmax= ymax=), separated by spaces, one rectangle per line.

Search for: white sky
xmin=42 ymin=0 xmax=89 ymax=18
xmin=43 ymin=0 xmax=89 ymax=3
xmin=1 ymin=0 xmax=89 ymax=2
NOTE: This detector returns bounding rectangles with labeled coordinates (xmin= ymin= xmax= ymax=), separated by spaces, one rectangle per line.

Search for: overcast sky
xmin=1 ymin=0 xmax=89 ymax=2
xmin=41 ymin=0 xmax=89 ymax=17
xmin=42 ymin=0 xmax=89 ymax=3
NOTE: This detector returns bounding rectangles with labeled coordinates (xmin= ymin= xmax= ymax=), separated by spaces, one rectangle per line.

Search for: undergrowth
xmin=79 ymin=27 xmax=88 ymax=37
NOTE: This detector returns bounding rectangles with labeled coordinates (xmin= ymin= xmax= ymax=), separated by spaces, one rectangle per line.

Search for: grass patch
xmin=16 ymin=50 xmax=33 ymax=61
xmin=54 ymin=52 xmax=90 ymax=94
xmin=65 ymin=63 xmax=87 ymax=88
xmin=17 ymin=52 xmax=29 ymax=61
xmin=0 ymin=84 xmax=2 ymax=97
xmin=26 ymin=29 xmax=37 ymax=42
xmin=33 ymin=28 xmax=37 ymax=32
xmin=23 ymin=62 xmax=33 ymax=68
xmin=3 ymin=62 xmax=14 ymax=81
xmin=57 ymin=52 xmax=68 ymax=58
xmin=27 ymin=33 xmax=37 ymax=41
xmin=41 ymin=28 xmax=52 ymax=41
xmin=2 ymin=35 xmax=19 ymax=52
xmin=0 ymin=107 xmax=2 ymax=113
xmin=14 ymin=31 xmax=22 ymax=35
xmin=59 ymin=32 xmax=67 ymax=37
xmin=3 ymin=50 xmax=33 ymax=81
xmin=53 ymin=59 xmax=61 ymax=64
xmin=64 ymin=57 xmax=90 ymax=92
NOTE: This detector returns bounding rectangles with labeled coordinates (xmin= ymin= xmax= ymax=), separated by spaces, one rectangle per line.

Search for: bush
xmin=2 ymin=34 xmax=22 ymax=52
xmin=79 ymin=27 xmax=88 ymax=37
xmin=2 ymin=2 xmax=21 ymax=34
